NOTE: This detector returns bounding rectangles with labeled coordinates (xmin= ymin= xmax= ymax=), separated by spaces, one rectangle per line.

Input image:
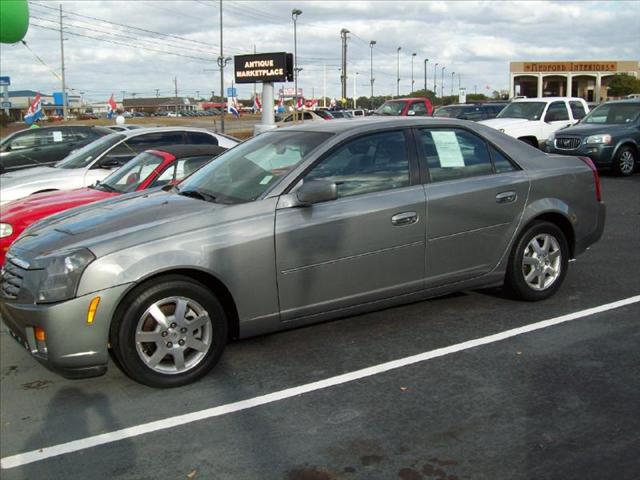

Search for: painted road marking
xmin=2 ymin=294 xmax=639 ymax=469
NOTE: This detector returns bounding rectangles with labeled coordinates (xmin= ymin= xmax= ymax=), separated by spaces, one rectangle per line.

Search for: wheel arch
xmin=113 ymin=268 xmax=240 ymax=341
xmin=612 ymin=140 xmax=639 ymax=159
xmin=521 ymin=211 xmax=576 ymax=258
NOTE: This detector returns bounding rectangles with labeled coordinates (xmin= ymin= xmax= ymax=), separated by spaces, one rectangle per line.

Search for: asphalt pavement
xmin=1 ymin=174 xmax=639 ymax=480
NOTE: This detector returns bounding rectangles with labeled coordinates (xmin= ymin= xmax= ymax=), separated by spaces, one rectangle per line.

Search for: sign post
xmin=234 ymin=52 xmax=293 ymax=134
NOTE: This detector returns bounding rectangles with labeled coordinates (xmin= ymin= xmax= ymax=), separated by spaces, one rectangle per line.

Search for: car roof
xmin=599 ymin=99 xmax=640 ymax=105
xmin=277 ymin=116 xmax=494 ymax=134
xmin=512 ymin=97 xmax=585 ymax=103
xmin=118 ymin=126 xmax=217 ymax=137
xmin=147 ymin=144 xmax=227 ymax=158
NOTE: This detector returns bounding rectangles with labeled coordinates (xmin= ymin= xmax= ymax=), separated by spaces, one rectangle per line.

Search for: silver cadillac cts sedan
xmin=0 ymin=118 xmax=605 ymax=387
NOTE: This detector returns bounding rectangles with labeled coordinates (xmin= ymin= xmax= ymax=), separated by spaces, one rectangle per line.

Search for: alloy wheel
xmin=521 ymin=233 xmax=562 ymax=291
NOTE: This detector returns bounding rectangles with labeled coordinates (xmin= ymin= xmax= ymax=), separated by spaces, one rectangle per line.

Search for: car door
xmin=0 ymin=129 xmax=58 ymax=171
xmin=274 ymin=129 xmax=426 ymax=321
xmin=415 ymin=127 xmax=529 ymax=287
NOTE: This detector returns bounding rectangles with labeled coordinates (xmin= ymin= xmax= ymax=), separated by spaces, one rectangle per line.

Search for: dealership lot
xmin=1 ymin=175 xmax=638 ymax=479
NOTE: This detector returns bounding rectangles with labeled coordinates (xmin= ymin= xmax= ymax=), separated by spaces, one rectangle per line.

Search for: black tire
xmin=110 ymin=275 xmax=227 ymax=388
xmin=612 ymin=145 xmax=636 ymax=176
xmin=504 ymin=221 xmax=569 ymax=301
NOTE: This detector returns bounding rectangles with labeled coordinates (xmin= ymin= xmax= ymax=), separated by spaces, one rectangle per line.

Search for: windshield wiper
xmin=179 ymin=189 xmax=217 ymax=203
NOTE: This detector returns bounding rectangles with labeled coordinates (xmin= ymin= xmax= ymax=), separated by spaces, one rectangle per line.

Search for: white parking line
xmin=2 ymin=294 xmax=639 ymax=470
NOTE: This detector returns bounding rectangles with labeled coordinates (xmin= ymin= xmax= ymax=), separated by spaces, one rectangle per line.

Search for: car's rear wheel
xmin=111 ymin=275 xmax=227 ymax=388
xmin=504 ymin=221 xmax=569 ymax=301
xmin=612 ymin=145 xmax=636 ymax=176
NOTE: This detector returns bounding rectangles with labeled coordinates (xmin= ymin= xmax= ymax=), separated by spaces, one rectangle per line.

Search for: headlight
xmin=547 ymin=132 xmax=556 ymax=142
xmin=36 ymin=248 xmax=95 ymax=303
xmin=0 ymin=223 xmax=13 ymax=238
xmin=585 ymin=134 xmax=612 ymax=145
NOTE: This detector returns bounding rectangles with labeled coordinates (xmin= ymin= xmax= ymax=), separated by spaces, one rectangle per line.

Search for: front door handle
xmin=496 ymin=191 xmax=517 ymax=204
xmin=391 ymin=211 xmax=418 ymax=226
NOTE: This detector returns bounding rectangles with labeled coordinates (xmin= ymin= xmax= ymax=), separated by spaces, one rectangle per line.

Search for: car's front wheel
xmin=612 ymin=145 xmax=636 ymax=176
xmin=504 ymin=221 xmax=569 ymax=301
xmin=111 ymin=275 xmax=227 ymax=388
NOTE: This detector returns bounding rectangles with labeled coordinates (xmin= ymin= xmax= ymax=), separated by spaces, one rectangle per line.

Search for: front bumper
xmin=0 ymin=283 xmax=132 ymax=378
xmin=546 ymin=142 xmax=615 ymax=169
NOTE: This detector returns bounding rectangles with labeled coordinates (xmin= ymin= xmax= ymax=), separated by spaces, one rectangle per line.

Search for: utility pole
xmin=323 ymin=64 xmax=327 ymax=108
xmin=253 ymin=44 xmax=257 ymax=102
xmin=121 ymin=90 xmax=126 ymax=111
xmin=450 ymin=71 xmax=455 ymax=96
xmin=292 ymin=9 xmax=302 ymax=121
xmin=424 ymin=58 xmax=428 ymax=93
xmin=411 ymin=52 xmax=416 ymax=94
xmin=155 ymin=88 xmax=160 ymax=98
xmin=174 ymin=77 xmax=178 ymax=116
xmin=340 ymin=29 xmax=349 ymax=101
xmin=217 ymin=0 xmax=231 ymax=133
xmin=433 ymin=63 xmax=438 ymax=98
xmin=196 ymin=90 xmax=200 ymax=100
xmin=441 ymin=66 xmax=445 ymax=99
xmin=369 ymin=41 xmax=376 ymax=100
xmin=353 ymin=72 xmax=358 ymax=109
xmin=396 ymin=47 xmax=401 ymax=97
xmin=59 ymin=5 xmax=67 ymax=120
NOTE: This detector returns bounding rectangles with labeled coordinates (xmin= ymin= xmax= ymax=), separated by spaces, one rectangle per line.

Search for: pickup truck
xmin=373 ymin=97 xmax=433 ymax=116
xmin=479 ymin=97 xmax=589 ymax=148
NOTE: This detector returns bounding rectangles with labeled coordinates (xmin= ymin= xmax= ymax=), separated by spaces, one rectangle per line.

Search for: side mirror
xmin=98 ymin=157 xmax=123 ymax=169
xmin=407 ymin=110 xmax=416 ymax=116
xmin=296 ymin=180 xmax=337 ymax=206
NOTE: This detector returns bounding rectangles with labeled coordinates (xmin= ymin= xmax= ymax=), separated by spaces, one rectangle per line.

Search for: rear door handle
xmin=391 ymin=211 xmax=418 ymax=226
xmin=496 ymin=191 xmax=517 ymax=204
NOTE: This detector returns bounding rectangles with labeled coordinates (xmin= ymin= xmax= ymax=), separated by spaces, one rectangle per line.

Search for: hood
xmin=1 ymin=188 xmax=116 ymax=225
xmin=10 ymin=189 xmax=226 ymax=259
xmin=553 ymin=123 xmax=627 ymax=137
xmin=0 ymin=167 xmax=87 ymax=203
xmin=478 ymin=118 xmax=533 ymax=130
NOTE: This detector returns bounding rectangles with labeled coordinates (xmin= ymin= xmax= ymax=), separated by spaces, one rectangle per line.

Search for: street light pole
xmin=353 ymin=72 xmax=358 ymax=108
xmin=441 ymin=66 xmax=445 ymax=99
xmin=292 ymin=8 xmax=302 ymax=122
xmin=411 ymin=53 xmax=416 ymax=94
xmin=433 ymin=63 xmax=438 ymax=98
xmin=424 ymin=58 xmax=428 ymax=93
xmin=451 ymin=71 xmax=455 ymax=96
xmin=369 ymin=40 xmax=376 ymax=100
xmin=396 ymin=47 xmax=401 ymax=97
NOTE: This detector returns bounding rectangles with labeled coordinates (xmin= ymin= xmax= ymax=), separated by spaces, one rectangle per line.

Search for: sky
xmin=1 ymin=0 xmax=639 ymax=103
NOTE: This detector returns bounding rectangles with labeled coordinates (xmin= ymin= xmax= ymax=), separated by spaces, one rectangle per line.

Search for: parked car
xmin=277 ymin=111 xmax=331 ymax=124
xmin=0 ymin=145 xmax=226 ymax=264
xmin=105 ymin=125 xmax=145 ymax=132
xmin=328 ymin=110 xmax=353 ymax=119
xmin=0 ymin=118 xmax=605 ymax=387
xmin=373 ymin=97 xmax=433 ymax=116
xmin=545 ymin=99 xmax=640 ymax=175
xmin=434 ymin=103 xmax=507 ymax=121
xmin=0 ymin=125 xmax=112 ymax=174
xmin=479 ymin=97 xmax=589 ymax=148
xmin=0 ymin=127 xmax=238 ymax=205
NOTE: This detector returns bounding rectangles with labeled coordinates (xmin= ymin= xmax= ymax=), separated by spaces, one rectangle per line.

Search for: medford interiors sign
xmin=234 ymin=52 xmax=293 ymax=84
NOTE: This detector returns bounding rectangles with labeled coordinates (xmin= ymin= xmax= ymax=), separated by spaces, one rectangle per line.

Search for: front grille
xmin=1 ymin=260 xmax=25 ymax=299
xmin=555 ymin=137 xmax=582 ymax=150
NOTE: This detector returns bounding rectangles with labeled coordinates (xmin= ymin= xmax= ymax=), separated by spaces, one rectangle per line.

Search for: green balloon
xmin=0 ymin=0 xmax=29 ymax=44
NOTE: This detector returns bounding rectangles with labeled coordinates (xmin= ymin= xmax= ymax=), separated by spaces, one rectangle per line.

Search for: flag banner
xmin=253 ymin=94 xmax=262 ymax=113
xmin=228 ymin=96 xmax=240 ymax=118
xmin=107 ymin=94 xmax=117 ymax=119
xmin=24 ymin=93 xmax=43 ymax=126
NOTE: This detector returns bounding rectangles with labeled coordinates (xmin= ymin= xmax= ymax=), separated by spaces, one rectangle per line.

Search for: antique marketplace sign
xmin=234 ymin=52 xmax=294 ymax=84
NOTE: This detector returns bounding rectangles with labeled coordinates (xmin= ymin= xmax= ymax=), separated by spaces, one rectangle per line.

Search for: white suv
xmin=479 ymin=97 xmax=589 ymax=148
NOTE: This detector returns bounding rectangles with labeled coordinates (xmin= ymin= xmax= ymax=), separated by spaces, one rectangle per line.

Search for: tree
xmin=607 ymin=74 xmax=640 ymax=97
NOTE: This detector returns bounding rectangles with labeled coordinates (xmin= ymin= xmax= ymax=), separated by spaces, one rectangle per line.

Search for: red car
xmin=373 ymin=97 xmax=433 ymax=116
xmin=0 ymin=144 xmax=225 ymax=264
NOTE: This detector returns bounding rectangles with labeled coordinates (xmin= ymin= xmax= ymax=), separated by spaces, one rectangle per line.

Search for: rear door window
xmin=186 ymin=132 xmax=218 ymax=145
xmin=418 ymin=128 xmax=493 ymax=182
xmin=408 ymin=102 xmax=428 ymax=116
xmin=569 ymin=101 xmax=587 ymax=120
xmin=545 ymin=101 xmax=570 ymax=122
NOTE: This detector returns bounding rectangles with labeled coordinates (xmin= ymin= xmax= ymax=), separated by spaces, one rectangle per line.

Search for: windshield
xmin=177 ymin=130 xmax=332 ymax=204
xmin=433 ymin=106 xmax=465 ymax=118
xmin=581 ymin=103 xmax=640 ymax=124
xmin=96 ymin=151 xmax=164 ymax=193
xmin=56 ymin=133 xmax=125 ymax=169
xmin=374 ymin=101 xmax=407 ymax=115
xmin=497 ymin=102 xmax=546 ymax=120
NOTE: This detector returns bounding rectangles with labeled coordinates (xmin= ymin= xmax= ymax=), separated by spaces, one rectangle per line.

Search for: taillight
xmin=578 ymin=156 xmax=602 ymax=202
